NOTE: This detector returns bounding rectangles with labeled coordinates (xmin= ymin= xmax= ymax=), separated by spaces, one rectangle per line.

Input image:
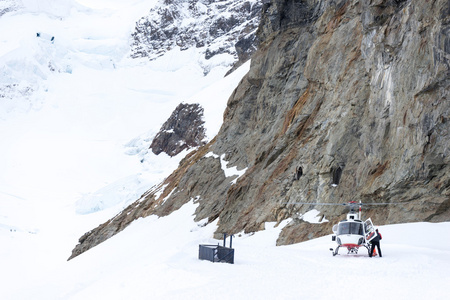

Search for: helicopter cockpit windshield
xmin=337 ymin=222 xmax=364 ymax=235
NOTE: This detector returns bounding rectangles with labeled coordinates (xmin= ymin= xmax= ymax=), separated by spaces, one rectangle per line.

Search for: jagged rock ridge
xmin=150 ymin=103 xmax=206 ymax=157
xmin=69 ymin=0 xmax=449 ymax=260
xmin=130 ymin=0 xmax=262 ymax=70
xmin=0 ymin=0 xmax=18 ymax=17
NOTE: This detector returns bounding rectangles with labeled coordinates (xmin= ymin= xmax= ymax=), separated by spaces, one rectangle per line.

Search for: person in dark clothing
xmin=369 ymin=229 xmax=382 ymax=257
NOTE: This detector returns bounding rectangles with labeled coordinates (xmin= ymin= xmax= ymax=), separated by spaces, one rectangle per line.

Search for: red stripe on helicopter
xmin=342 ymin=244 xmax=360 ymax=248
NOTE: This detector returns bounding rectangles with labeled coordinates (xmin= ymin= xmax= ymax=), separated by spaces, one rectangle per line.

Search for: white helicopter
xmin=329 ymin=201 xmax=378 ymax=256
xmin=286 ymin=200 xmax=394 ymax=256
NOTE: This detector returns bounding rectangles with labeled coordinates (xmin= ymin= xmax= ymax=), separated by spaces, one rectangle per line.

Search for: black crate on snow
xmin=198 ymin=233 xmax=234 ymax=264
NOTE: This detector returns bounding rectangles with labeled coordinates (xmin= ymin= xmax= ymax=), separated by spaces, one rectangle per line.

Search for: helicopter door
xmin=364 ymin=218 xmax=377 ymax=242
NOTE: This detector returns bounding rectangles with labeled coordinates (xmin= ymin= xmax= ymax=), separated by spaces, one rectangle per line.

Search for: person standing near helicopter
xmin=369 ymin=229 xmax=382 ymax=257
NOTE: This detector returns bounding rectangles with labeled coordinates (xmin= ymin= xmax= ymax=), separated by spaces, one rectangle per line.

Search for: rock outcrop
xmin=150 ymin=103 xmax=206 ymax=157
xmin=0 ymin=1 xmax=16 ymax=17
xmin=69 ymin=0 xmax=449 ymax=260
xmin=130 ymin=0 xmax=262 ymax=71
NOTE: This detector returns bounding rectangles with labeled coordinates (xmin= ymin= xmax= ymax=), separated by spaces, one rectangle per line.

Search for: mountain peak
xmin=130 ymin=0 xmax=261 ymax=71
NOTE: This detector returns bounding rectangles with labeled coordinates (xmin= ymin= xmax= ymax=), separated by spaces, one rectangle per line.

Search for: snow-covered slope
xmin=0 ymin=0 xmax=247 ymax=220
xmin=0 ymin=0 xmax=248 ymax=292
xmin=4 ymin=199 xmax=450 ymax=299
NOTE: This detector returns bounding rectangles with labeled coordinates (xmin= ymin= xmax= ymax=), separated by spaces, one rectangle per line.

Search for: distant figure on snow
xmin=369 ymin=228 xmax=382 ymax=257
xmin=36 ymin=32 xmax=55 ymax=43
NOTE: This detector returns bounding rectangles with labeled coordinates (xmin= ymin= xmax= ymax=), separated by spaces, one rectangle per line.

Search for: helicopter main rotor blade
xmin=282 ymin=202 xmax=348 ymax=206
xmin=282 ymin=202 xmax=401 ymax=206
xmin=358 ymin=202 xmax=402 ymax=206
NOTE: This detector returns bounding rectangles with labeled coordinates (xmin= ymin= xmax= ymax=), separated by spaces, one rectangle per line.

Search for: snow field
xmin=4 ymin=200 xmax=450 ymax=299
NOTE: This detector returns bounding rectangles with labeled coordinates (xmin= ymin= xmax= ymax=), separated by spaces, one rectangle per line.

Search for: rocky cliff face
xmin=69 ymin=0 xmax=449 ymax=259
xmin=131 ymin=0 xmax=262 ymax=72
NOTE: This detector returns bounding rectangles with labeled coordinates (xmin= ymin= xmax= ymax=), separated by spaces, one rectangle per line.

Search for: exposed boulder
xmin=150 ymin=103 xmax=207 ymax=157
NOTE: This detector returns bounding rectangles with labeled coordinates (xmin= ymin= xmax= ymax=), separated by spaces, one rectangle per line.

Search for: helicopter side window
xmin=337 ymin=223 xmax=350 ymax=235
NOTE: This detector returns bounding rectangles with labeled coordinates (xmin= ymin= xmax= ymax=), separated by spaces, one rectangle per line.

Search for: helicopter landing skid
xmin=330 ymin=246 xmax=340 ymax=256
xmin=330 ymin=245 xmax=370 ymax=256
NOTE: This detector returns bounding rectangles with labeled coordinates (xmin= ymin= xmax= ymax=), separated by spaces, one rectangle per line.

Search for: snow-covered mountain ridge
xmin=131 ymin=0 xmax=261 ymax=73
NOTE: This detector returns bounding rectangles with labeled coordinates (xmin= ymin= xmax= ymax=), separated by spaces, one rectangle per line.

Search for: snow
xmin=205 ymin=152 xmax=248 ymax=184
xmin=1 ymin=1 xmax=450 ymax=299
xmin=4 ymin=200 xmax=450 ymax=299
xmin=300 ymin=209 xmax=329 ymax=224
